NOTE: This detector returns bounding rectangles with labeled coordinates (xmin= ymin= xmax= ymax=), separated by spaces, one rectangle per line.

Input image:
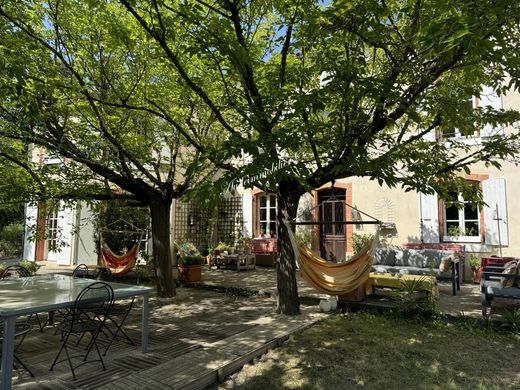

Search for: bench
xmin=481 ymin=264 xmax=520 ymax=316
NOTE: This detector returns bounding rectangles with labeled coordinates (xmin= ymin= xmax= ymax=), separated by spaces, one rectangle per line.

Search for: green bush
xmin=178 ymin=255 xmax=205 ymax=265
xmin=0 ymin=222 xmax=24 ymax=257
xmin=351 ymin=233 xmax=373 ymax=254
xmin=17 ymin=260 xmax=40 ymax=275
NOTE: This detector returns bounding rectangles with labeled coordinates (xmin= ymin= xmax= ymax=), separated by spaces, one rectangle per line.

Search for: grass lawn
xmin=214 ymin=313 xmax=520 ymax=390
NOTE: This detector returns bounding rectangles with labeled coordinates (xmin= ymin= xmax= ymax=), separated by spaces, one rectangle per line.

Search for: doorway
xmin=318 ymin=189 xmax=346 ymax=262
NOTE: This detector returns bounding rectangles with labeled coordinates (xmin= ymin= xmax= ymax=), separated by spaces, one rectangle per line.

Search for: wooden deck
xmin=10 ymin=287 xmax=325 ymax=390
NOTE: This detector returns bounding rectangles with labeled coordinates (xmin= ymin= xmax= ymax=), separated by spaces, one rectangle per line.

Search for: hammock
xmin=296 ymin=237 xmax=377 ymax=295
xmin=100 ymin=242 xmax=139 ymax=278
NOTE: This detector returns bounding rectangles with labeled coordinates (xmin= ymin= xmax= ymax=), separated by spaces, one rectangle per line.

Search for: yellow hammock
xmin=296 ymin=232 xmax=378 ymax=296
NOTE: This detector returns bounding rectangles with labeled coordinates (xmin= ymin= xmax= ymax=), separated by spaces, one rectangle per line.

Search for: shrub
xmin=17 ymin=260 xmax=40 ymax=275
xmin=351 ymin=233 xmax=373 ymax=254
xmin=0 ymin=222 xmax=24 ymax=257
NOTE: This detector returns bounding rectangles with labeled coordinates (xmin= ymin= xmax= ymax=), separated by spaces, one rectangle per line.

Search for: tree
xmin=0 ymin=1 xmax=225 ymax=297
xmin=117 ymin=0 xmax=520 ymax=314
xmin=2 ymin=0 xmax=520 ymax=314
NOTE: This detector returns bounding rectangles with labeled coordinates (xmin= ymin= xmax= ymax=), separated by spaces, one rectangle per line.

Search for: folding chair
xmin=1 ymin=265 xmax=45 ymax=332
xmin=49 ymin=282 xmax=114 ymax=380
xmin=0 ymin=320 xmax=34 ymax=377
xmin=101 ymin=296 xmax=136 ymax=355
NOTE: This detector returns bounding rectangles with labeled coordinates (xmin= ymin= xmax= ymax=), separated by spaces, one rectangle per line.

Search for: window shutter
xmin=483 ymin=178 xmax=508 ymax=246
xmin=419 ymin=192 xmax=439 ymax=243
xmin=23 ymin=203 xmax=38 ymax=261
xmin=480 ymin=86 xmax=503 ymax=138
xmin=242 ymin=194 xmax=253 ymax=238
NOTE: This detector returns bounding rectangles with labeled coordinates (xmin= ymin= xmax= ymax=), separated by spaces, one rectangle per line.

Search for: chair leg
xmin=14 ymin=354 xmax=34 ymax=377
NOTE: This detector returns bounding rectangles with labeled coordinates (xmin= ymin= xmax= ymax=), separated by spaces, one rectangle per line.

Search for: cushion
xmin=501 ymin=261 xmax=517 ymax=288
xmin=394 ymin=249 xmax=407 ymax=266
xmin=406 ymin=249 xmax=427 ymax=267
xmin=373 ymin=248 xmax=396 ymax=266
xmin=439 ymin=256 xmax=453 ymax=273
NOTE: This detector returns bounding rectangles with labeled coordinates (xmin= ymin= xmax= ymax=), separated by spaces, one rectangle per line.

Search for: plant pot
xmin=472 ymin=268 xmax=481 ymax=284
xmin=178 ymin=264 xmax=202 ymax=283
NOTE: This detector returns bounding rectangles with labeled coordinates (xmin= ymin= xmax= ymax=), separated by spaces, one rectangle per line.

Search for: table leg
xmin=1 ymin=316 xmax=15 ymax=390
xmin=141 ymin=293 xmax=149 ymax=353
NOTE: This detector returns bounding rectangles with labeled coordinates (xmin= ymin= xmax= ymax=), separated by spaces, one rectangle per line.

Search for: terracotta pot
xmin=178 ymin=264 xmax=202 ymax=283
xmin=472 ymin=268 xmax=481 ymax=284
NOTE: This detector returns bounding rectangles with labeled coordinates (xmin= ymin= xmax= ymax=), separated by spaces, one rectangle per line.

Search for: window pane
xmin=260 ymin=222 xmax=267 ymax=235
xmin=446 ymin=222 xmax=460 ymax=235
xmin=323 ymin=203 xmax=332 ymax=234
xmin=335 ymin=202 xmax=344 ymax=235
xmin=269 ymin=195 xmax=276 ymax=205
xmin=269 ymin=222 xmax=276 ymax=236
xmin=445 ymin=205 xmax=459 ymax=221
xmin=270 ymin=208 xmax=276 ymax=221
xmin=260 ymin=209 xmax=267 ymax=221
xmin=464 ymin=204 xmax=478 ymax=220
xmin=464 ymin=222 xmax=479 ymax=236
xmin=260 ymin=196 xmax=267 ymax=207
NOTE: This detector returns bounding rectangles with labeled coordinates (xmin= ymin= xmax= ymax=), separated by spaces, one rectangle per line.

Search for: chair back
xmin=1 ymin=265 xmax=31 ymax=279
xmin=71 ymin=282 xmax=114 ymax=331
xmin=72 ymin=264 xmax=90 ymax=278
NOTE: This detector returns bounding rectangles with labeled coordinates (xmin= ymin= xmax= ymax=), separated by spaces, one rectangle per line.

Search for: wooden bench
xmin=366 ymin=272 xmax=438 ymax=296
xmin=481 ymin=264 xmax=520 ymax=316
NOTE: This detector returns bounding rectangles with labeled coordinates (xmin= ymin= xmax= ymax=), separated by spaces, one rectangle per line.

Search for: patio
xmin=6 ymin=264 xmax=520 ymax=389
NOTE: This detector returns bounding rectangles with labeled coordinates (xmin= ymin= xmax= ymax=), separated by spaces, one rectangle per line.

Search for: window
xmin=440 ymin=97 xmax=475 ymax=140
xmin=443 ymin=192 xmax=480 ymax=243
xmin=258 ymin=194 xmax=276 ymax=237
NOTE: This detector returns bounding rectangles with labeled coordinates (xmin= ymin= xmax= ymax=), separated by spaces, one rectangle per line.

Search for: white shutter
xmin=480 ymin=85 xmax=503 ymax=138
xmin=420 ymin=192 xmax=439 ymax=243
xmin=242 ymin=193 xmax=253 ymax=238
xmin=483 ymin=178 xmax=508 ymax=246
xmin=23 ymin=203 xmax=38 ymax=261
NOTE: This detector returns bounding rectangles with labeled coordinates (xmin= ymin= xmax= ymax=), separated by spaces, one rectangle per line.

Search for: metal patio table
xmin=0 ymin=274 xmax=152 ymax=390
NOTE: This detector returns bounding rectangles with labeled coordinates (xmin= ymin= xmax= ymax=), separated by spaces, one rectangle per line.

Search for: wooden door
xmin=319 ymin=189 xmax=346 ymax=262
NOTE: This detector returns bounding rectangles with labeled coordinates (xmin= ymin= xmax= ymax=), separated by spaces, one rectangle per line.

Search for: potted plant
xmin=177 ymin=241 xmax=205 ymax=282
xmin=469 ymin=254 xmax=481 ymax=284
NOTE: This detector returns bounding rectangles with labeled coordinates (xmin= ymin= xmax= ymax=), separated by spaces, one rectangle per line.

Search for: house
xmin=238 ymin=85 xmax=520 ymax=282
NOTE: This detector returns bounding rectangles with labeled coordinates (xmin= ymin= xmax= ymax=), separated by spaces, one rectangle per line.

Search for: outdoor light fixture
xmin=351 ymin=208 xmax=361 ymax=221
xmin=188 ymin=214 xmax=195 ymax=226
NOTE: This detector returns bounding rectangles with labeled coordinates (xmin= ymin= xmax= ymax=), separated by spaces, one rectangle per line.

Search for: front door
xmin=319 ymin=189 xmax=346 ymax=262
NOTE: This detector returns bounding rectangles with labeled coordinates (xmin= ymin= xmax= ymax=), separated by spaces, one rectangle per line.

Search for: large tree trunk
xmin=276 ymin=180 xmax=305 ymax=315
xmin=149 ymin=198 xmax=175 ymax=298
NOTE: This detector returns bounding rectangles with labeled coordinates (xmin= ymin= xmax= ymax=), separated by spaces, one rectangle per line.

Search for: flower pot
xmin=472 ymin=268 xmax=481 ymax=284
xmin=178 ymin=264 xmax=202 ymax=283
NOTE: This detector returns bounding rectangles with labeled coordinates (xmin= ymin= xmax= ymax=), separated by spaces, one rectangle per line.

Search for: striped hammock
xmin=296 ymin=234 xmax=378 ymax=296
xmin=100 ymin=243 xmax=138 ymax=278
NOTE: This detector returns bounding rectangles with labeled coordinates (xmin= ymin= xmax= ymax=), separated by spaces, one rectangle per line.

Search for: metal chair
xmin=49 ymin=282 xmax=114 ymax=380
xmin=0 ymin=321 xmax=35 ymax=377
xmin=100 ymin=296 xmax=136 ymax=355
xmin=72 ymin=264 xmax=92 ymax=279
xmin=1 ymin=265 xmax=45 ymax=332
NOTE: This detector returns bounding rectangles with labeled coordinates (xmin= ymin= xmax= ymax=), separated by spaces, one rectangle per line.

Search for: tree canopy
xmin=1 ymin=0 xmax=520 ymax=313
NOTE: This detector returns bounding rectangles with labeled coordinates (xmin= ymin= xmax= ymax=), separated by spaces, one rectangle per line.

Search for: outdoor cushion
xmin=373 ymin=248 xmax=396 ymax=266
xmin=405 ymin=249 xmax=427 ymax=267
xmin=395 ymin=249 xmax=408 ymax=266
xmin=439 ymin=256 xmax=453 ymax=273
xmin=501 ymin=261 xmax=517 ymax=288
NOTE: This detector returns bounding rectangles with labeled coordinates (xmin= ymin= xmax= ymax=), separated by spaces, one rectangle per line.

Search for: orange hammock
xmin=296 ymin=237 xmax=376 ymax=296
xmin=100 ymin=243 xmax=138 ymax=278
